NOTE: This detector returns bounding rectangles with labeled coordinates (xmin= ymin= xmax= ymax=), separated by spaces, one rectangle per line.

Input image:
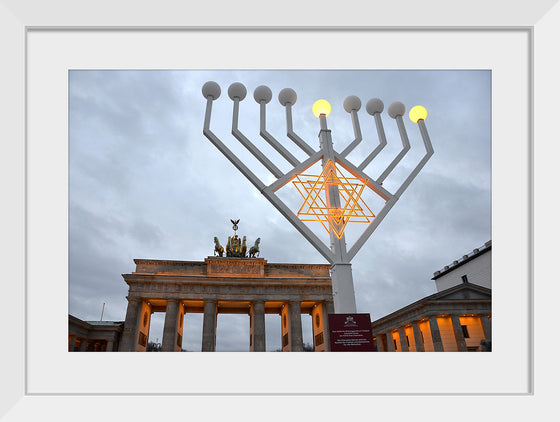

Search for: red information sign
xmin=328 ymin=313 xmax=375 ymax=352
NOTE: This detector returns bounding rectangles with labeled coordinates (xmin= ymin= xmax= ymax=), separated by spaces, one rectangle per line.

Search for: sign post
xmin=328 ymin=313 xmax=375 ymax=352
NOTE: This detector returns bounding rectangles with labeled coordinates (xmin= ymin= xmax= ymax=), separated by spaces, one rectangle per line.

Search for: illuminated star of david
xmin=292 ymin=160 xmax=376 ymax=239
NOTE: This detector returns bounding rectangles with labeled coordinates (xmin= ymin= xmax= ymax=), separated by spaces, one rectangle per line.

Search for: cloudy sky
xmin=68 ymin=69 xmax=491 ymax=351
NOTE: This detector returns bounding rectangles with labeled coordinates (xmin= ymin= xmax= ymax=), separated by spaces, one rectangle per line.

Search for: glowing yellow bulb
xmin=312 ymin=99 xmax=331 ymax=118
xmin=409 ymin=105 xmax=428 ymax=123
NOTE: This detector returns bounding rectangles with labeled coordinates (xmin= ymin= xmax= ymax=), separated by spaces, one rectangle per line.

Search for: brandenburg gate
xmin=118 ymin=232 xmax=334 ymax=352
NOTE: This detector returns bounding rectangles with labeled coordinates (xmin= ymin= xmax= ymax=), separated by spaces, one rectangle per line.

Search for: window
xmin=461 ymin=325 xmax=470 ymax=338
xmin=393 ymin=339 xmax=398 ymax=350
xmin=461 ymin=274 xmax=469 ymax=283
xmin=138 ymin=332 xmax=148 ymax=346
xmin=406 ymin=336 xmax=410 ymax=347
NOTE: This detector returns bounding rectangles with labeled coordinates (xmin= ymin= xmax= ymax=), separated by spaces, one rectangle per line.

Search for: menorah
xmin=202 ymin=81 xmax=433 ymax=313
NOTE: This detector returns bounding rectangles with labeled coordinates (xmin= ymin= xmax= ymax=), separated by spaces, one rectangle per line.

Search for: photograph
xmin=6 ymin=4 xmax=552 ymax=413
xmin=68 ymin=69 xmax=491 ymax=353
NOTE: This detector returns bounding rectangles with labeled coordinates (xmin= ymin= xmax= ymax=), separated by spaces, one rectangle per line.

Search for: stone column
xmin=119 ymin=298 xmax=141 ymax=352
xmin=68 ymin=335 xmax=76 ymax=352
xmin=480 ymin=314 xmax=492 ymax=341
xmin=79 ymin=338 xmax=88 ymax=352
xmin=106 ymin=333 xmax=115 ymax=352
xmin=398 ymin=327 xmax=409 ymax=352
xmin=374 ymin=333 xmax=385 ymax=352
xmin=322 ymin=301 xmax=334 ymax=352
xmin=450 ymin=314 xmax=468 ymax=351
xmin=162 ymin=299 xmax=181 ymax=352
xmin=281 ymin=305 xmax=289 ymax=352
xmin=311 ymin=302 xmax=331 ymax=352
xmin=288 ymin=301 xmax=304 ymax=352
xmin=202 ymin=299 xmax=217 ymax=352
xmin=412 ymin=321 xmax=425 ymax=352
xmin=428 ymin=316 xmax=444 ymax=352
xmin=324 ymin=300 xmax=335 ymax=316
xmin=250 ymin=300 xmax=266 ymax=352
xmin=136 ymin=301 xmax=152 ymax=352
xmin=386 ymin=331 xmax=395 ymax=351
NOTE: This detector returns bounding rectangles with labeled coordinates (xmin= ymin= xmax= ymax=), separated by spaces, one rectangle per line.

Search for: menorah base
xmin=331 ymin=263 xmax=357 ymax=313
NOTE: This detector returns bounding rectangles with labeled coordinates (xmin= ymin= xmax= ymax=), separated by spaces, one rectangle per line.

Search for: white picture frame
xmin=2 ymin=0 xmax=558 ymax=419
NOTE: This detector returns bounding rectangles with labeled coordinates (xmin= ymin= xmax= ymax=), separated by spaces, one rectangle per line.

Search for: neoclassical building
xmin=68 ymin=315 xmax=123 ymax=351
xmin=371 ymin=241 xmax=492 ymax=352
xmin=69 ymin=257 xmax=335 ymax=352
xmin=118 ymin=256 xmax=335 ymax=352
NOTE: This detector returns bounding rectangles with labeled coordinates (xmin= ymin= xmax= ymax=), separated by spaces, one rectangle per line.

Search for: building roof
xmin=69 ymin=314 xmax=124 ymax=329
xmin=431 ymin=240 xmax=491 ymax=280
xmin=85 ymin=320 xmax=124 ymax=326
xmin=371 ymin=282 xmax=492 ymax=330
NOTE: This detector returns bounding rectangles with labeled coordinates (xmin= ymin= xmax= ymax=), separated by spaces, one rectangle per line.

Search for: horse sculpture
xmin=241 ymin=236 xmax=247 ymax=257
xmin=226 ymin=236 xmax=232 ymax=256
xmin=249 ymin=237 xmax=261 ymax=258
xmin=213 ymin=237 xmax=224 ymax=257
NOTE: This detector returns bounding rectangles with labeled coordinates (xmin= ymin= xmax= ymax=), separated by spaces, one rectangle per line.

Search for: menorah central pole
xmin=318 ymin=113 xmax=357 ymax=313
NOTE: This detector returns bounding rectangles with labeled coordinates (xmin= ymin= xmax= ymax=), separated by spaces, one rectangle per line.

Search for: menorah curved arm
xmin=202 ymin=82 xmax=336 ymax=263
xmin=376 ymin=113 xmax=411 ymax=184
xmin=333 ymin=154 xmax=393 ymax=201
xmin=259 ymin=101 xmax=301 ymax=167
xmin=358 ymin=111 xmax=388 ymax=171
xmin=268 ymin=150 xmax=324 ymax=192
xmin=340 ymin=109 xmax=363 ymax=158
xmin=205 ymin=107 xmax=335 ymax=262
xmin=285 ymin=103 xmax=316 ymax=156
xmin=231 ymin=98 xmax=284 ymax=179
xmin=203 ymin=97 xmax=266 ymax=192
xmin=394 ymin=119 xmax=434 ymax=198
xmin=260 ymin=187 xmax=336 ymax=263
xmin=347 ymin=117 xmax=434 ymax=261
